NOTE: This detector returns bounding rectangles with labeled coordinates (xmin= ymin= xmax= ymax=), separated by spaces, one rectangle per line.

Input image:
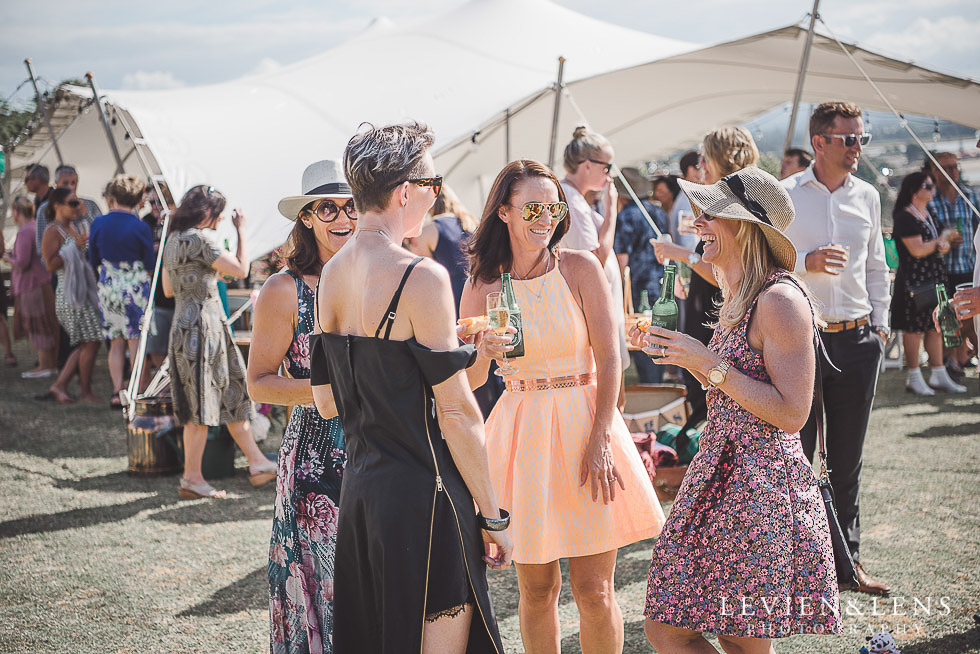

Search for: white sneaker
xmin=906 ymin=372 xmax=935 ymax=396
xmin=21 ymin=368 xmax=57 ymax=379
xmin=929 ymin=367 xmax=967 ymax=393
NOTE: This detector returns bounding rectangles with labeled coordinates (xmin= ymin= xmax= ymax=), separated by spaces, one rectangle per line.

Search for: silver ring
xmin=607 ymin=476 xmax=617 ymax=483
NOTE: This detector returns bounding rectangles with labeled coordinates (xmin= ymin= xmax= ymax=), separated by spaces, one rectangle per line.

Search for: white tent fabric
xmin=435 ymin=24 xmax=980 ymax=212
xmin=4 ymin=0 xmax=694 ymax=258
xmin=5 ymin=1 xmax=979 ymax=254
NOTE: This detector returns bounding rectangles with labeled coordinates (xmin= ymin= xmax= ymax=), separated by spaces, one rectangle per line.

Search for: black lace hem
xmin=424 ymin=601 xmax=471 ymax=623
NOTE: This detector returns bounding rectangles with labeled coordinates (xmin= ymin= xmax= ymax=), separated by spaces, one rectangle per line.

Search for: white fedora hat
xmin=277 ymin=160 xmax=352 ymax=220
xmin=678 ymin=166 xmax=797 ymax=271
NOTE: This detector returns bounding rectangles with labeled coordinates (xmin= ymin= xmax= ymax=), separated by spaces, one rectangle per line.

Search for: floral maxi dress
xmin=644 ymin=272 xmax=841 ymax=639
xmin=269 ymin=271 xmax=346 ymax=654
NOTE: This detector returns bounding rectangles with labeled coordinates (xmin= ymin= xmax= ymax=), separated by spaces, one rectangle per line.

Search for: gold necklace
xmin=511 ymin=251 xmax=552 ymax=300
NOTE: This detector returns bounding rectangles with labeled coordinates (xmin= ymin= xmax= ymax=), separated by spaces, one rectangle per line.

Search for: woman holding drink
xmin=632 ymin=167 xmax=840 ymax=652
xmin=461 ymin=159 xmax=664 ymax=653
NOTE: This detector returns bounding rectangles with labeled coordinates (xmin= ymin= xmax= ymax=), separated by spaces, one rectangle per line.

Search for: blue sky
xmin=2 ymin=0 xmax=978 ymax=101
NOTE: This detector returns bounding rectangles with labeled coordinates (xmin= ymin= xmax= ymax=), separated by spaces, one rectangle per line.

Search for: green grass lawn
xmin=0 ymin=336 xmax=977 ymax=653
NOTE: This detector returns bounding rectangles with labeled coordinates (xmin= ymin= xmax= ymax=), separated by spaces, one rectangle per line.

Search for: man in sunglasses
xmin=783 ymin=101 xmax=892 ymax=596
xmin=925 ymin=152 xmax=979 ymax=379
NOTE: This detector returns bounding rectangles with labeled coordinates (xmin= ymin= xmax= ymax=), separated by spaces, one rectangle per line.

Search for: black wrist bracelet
xmin=478 ymin=509 xmax=510 ymax=531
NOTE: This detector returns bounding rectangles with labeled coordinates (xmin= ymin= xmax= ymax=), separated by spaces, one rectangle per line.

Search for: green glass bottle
xmin=501 ymin=273 xmax=525 ymax=359
xmin=936 ymin=284 xmax=963 ymax=348
xmin=648 ymin=264 xmax=678 ymax=359
xmin=638 ymin=289 xmax=652 ymax=319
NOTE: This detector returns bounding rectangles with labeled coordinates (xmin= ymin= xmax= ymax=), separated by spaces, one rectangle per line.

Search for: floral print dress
xmin=269 ymin=271 xmax=345 ymax=654
xmin=644 ymin=271 xmax=840 ymax=639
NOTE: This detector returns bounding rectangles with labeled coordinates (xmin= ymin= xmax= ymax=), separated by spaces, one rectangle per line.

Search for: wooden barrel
xmin=126 ymin=397 xmax=184 ymax=476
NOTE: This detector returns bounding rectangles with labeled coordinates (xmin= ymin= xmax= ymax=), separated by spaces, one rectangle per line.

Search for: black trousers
xmin=800 ymin=324 xmax=883 ymax=563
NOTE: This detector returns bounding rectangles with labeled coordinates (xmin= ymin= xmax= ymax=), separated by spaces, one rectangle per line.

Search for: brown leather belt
xmin=505 ymin=372 xmax=595 ymax=392
xmin=820 ymin=317 xmax=869 ymax=333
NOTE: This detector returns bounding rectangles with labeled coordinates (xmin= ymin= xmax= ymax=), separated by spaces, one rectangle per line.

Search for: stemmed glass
xmin=486 ymin=292 xmax=515 ymax=376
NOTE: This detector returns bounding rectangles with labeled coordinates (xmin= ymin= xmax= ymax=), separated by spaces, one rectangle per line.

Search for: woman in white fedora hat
xmin=632 ymin=167 xmax=841 ymax=652
xmin=247 ymin=160 xmax=355 ymax=653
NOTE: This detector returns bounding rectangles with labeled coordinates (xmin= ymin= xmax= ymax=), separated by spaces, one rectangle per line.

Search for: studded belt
xmin=820 ymin=317 xmax=869 ymax=333
xmin=505 ymin=372 xmax=596 ymax=392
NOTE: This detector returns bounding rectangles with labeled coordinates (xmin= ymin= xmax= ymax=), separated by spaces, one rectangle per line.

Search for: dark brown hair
xmin=45 ymin=187 xmax=74 ymax=221
xmin=808 ymin=101 xmax=862 ymax=140
xmin=468 ymin=160 xmax=568 ymax=284
xmin=894 ymin=171 xmax=933 ymax=218
xmin=169 ymin=185 xmax=227 ymax=232
xmin=284 ymin=205 xmax=323 ymax=276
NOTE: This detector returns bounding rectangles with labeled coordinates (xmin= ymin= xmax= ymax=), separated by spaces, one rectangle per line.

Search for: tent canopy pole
xmin=783 ymin=0 xmax=821 ymax=155
xmin=547 ymin=56 xmax=566 ymax=170
xmin=24 ymin=59 xmax=63 ymax=166
xmin=86 ymin=73 xmax=125 ymax=175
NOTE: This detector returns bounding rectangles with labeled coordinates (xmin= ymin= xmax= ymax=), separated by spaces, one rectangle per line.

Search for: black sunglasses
xmin=308 ymin=198 xmax=357 ymax=223
xmin=66 ymin=199 xmax=81 ymax=208
xmin=585 ymin=158 xmax=612 ymax=174
xmin=520 ymin=201 xmax=568 ymax=223
xmin=407 ymin=175 xmax=443 ymax=197
xmin=822 ymin=133 xmax=872 ymax=148
xmin=922 ymin=182 xmax=935 ymax=190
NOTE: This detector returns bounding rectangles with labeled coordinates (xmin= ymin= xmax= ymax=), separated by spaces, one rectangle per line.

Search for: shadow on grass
xmin=149 ymin=492 xmax=272 ymax=525
xmin=905 ymin=421 xmax=980 ymax=439
xmin=0 ymin=493 xmax=172 ymax=539
xmin=900 ymin=625 xmax=980 ymax=653
xmin=177 ymin=565 xmax=267 ymax=617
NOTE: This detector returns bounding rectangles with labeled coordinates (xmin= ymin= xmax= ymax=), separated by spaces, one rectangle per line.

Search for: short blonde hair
xmin=702 ymin=127 xmax=759 ymax=178
xmin=106 ymin=174 xmax=146 ymax=207
xmin=12 ymin=195 xmax=35 ymax=220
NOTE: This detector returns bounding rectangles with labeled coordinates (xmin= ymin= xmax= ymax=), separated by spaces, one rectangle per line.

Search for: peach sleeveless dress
xmin=484 ymin=260 xmax=665 ymax=564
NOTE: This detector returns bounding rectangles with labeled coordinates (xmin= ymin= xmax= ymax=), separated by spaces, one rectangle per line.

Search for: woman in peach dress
xmin=461 ymin=160 xmax=665 ymax=653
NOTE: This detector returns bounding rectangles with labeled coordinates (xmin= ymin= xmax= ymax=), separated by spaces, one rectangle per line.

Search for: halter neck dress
xmin=310 ymin=258 xmax=503 ymax=653
xmin=483 ymin=255 xmax=665 ymax=564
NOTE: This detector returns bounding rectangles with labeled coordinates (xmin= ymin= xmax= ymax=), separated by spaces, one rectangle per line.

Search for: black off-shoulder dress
xmin=310 ymin=258 xmax=503 ymax=654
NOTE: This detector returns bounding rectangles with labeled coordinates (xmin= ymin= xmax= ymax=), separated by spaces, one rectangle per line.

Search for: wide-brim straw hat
xmin=278 ymin=159 xmax=352 ymax=220
xmin=678 ymin=166 xmax=797 ymax=271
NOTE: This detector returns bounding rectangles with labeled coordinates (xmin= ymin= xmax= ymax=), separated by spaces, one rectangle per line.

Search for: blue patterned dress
xmin=269 ymin=270 xmax=345 ymax=654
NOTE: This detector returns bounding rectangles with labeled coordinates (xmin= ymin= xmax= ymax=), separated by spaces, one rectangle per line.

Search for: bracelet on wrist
xmin=478 ymin=508 xmax=510 ymax=531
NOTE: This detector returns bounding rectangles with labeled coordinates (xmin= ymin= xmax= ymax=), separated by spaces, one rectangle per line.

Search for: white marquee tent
xmin=4 ymin=0 xmax=979 ymax=257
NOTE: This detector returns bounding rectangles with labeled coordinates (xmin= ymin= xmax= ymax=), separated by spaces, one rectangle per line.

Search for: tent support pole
xmin=505 ymin=108 xmax=511 ymax=164
xmin=86 ymin=73 xmax=125 ymax=175
xmin=783 ymin=0 xmax=820 ymax=155
xmin=24 ymin=59 xmax=63 ymax=166
xmin=547 ymin=56 xmax=566 ymax=170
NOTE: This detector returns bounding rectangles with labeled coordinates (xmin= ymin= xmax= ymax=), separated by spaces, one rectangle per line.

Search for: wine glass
xmin=486 ymin=292 xmax=516 ymax=376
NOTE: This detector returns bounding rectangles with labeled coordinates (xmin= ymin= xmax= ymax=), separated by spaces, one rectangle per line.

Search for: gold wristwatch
xmin=706 ymin=360 xmax=732 ymax=387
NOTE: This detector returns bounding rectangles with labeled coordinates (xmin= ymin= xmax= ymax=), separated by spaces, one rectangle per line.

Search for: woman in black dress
xmin=310 ymin=122 xmax=513 ymax=654
xmin=889 ymin=171 xmax=965 ymax=394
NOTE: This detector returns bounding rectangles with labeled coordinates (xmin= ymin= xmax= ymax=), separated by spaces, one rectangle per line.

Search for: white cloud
xmin=863 ymin=16 xmax=980 ymax=60
xmin=120 ymin=71 xmax=186 ymax=90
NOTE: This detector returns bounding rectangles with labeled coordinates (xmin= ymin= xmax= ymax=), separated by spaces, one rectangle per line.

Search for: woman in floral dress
xmin=247 ymin=161 xmax=354 ymax=653
xmin=632 ymin=167 xmax=840 ymax=652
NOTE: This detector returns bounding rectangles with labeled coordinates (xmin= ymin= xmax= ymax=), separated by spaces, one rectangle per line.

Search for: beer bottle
xmin=649 ymin=264 xmax=678 ymax=359
xmin=501 ymin=273 xmax=525 ymax=359
xmin=638 ymin=289 xmax=652 ymax=319
xmin=936 ymin=283 xmax=963 ymax=348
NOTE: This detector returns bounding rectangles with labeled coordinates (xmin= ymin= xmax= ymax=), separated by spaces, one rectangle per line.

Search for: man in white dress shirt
xmin=783 ymin=101 xmax=891 ymax=596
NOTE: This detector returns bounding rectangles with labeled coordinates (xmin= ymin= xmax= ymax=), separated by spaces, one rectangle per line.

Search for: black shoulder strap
xmin=375 ymin=257 xmax=424 ymax=340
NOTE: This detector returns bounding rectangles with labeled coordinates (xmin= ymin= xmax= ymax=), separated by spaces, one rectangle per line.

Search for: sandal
xmin=110 ymin=392 xmax=123 ymax=409
xmin=249 ymin=458 xmax=278 ymax=488
xmin=49 ymin=387 xmax=76 ymax=404
xmin=178 ymin=477 xmax=226 ymax=500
